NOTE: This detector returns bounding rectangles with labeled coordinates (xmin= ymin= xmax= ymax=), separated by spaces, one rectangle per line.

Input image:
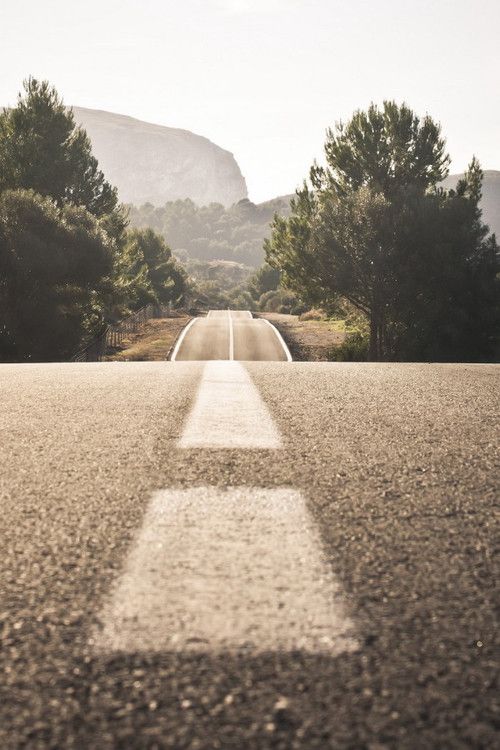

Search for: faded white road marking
xmin=171 ymin=317 xmax=198 ymax=362
xmin=179 ymin=361 xmax=281 ymax=449
xmin=93 ymin=487 xmax=358 ymax=654
xmin=227 ymin=309 xmax=234 ymax=360
xmin=261 ymin=318 xmax=293 ymax=361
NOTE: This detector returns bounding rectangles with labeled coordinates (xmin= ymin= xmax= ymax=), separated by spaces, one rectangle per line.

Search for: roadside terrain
xmin=258 ymin=312 xmax=349 ymax=360
xmin=105 ymin=316 xmax=191 ymax=361
xmin=106 ymin=311 xmax=353 ymax=363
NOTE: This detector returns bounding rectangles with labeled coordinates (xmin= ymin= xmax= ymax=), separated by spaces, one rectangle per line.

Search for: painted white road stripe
xmin=93 ymin=486 xmax=358 ymax=655
xmin=179 ymin=361 xmax=281 ymax=449
xmin=227 ymin=309 xmax=234 ymax=360
xmin=170 ymin=317 xmax=198 ymax=362
xmin=261 ymin=318 xmax=293 ymax=362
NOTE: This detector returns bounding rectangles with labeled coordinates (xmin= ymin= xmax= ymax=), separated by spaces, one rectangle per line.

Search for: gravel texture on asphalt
xmin=0 ymin=361 xmax=498 ymax=749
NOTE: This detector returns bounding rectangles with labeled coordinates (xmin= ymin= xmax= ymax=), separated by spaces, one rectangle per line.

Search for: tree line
xmin=0 ymin=79 xmax=187 ymax=361
xmin=128 ymin=195 xmax=291 ymax=267
xmin=180 ymin=258 xmax=302 ymax=314
xmin=1 ymin=85 xmax=498 ymax=363
xmin=265 ymin=102 xmax=499 ymax=362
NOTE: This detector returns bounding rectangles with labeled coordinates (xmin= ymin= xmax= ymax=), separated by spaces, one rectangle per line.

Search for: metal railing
xmin=71 ymin=303 xmax=173 ymax=362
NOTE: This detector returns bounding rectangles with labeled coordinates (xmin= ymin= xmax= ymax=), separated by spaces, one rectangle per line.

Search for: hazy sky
xmin=0 ymin=0 xmax=498 ymax=202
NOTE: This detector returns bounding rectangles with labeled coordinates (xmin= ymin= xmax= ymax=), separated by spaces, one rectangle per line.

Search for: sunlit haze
xmin=1 ymin=0 xmax=498 ymax=202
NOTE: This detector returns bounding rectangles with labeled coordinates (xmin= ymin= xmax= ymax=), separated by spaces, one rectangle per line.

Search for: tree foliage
xmin=389 ymin=161 xmax=499 ymax=360
xmin=0 ymin=79 xmax=190 ymax=362
xmin=118 ymin=229 xmax=187 ymax=311
xmin=128 ymin=196 xmax=292 ymax=266
xmin=266 ymin=102 xmax=499 ymax=361
xmin=311 ymin=101 xmax=450 ymax=198
xmin=248 ymin=262 xmax=281 ymax=298
xmin=0 ymin=78 xmax=118 ymax=218
xmin=178 ymin=256 xmax=302 ymax=314
xmin=0 ymin=190 xmax=114 ymax=361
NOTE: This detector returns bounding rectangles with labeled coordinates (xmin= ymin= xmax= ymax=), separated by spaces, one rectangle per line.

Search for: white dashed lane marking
xmin=94 ymin=360 xmax=357 ymax=655
xmin=93 ymin=486 xmax=358 ymax=654
xmin=178 ymin=360 xmax=281 ymax=449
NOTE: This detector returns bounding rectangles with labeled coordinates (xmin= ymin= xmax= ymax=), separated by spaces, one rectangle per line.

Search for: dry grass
xmin=258 ymin=313 xmax=349 ymax=361
xmin=104 ymin=317 xmax=191 ymax=361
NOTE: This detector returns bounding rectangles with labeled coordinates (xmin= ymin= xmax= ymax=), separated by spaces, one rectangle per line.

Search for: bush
xmin=330 ymin=331 xmax=369 ymax=362
xmin=299 ymin=308 xmax=325 ymax=321
xmin=258 ymin=288 xmax=305 ymax=314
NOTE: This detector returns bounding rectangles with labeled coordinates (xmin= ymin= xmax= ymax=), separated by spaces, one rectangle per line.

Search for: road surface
xmin=171 ymin=309 xmax=291 ymax=361
xmin=0 ymin=352 xmax=498 ymax=747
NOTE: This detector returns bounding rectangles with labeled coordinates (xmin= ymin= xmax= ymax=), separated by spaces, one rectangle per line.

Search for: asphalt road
xmin=172 ymin=310 xmax=291 ymax=361
xmin=0 ymin=359 xmax=498 ymax=749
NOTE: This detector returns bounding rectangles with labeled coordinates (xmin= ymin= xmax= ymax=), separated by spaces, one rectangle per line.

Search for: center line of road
xmin=179 ymin=361 xmax=281 ymax=449
xmin=227 ymin=309 xmax=234 ymax=360
xmin=93 ymin=486 xmax=358 ymax=655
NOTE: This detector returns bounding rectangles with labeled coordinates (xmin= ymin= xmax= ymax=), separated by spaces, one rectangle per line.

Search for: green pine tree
xmin=0 ymin=78 xmax=118 ymax=218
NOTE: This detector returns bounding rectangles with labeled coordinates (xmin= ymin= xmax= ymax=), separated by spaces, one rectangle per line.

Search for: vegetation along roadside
xmin=1 ymin=82 xmax=498 ymax=363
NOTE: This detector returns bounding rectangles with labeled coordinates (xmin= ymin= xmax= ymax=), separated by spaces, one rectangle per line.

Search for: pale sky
xmin=0 ymin=0 xmax=498 ymax=202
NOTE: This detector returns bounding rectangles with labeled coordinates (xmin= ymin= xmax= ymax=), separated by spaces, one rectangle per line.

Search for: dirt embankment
xmin=104 ymin=316 xmax=191 ymax=361
xmin=257 ymin=313 xmax=347 ymax=361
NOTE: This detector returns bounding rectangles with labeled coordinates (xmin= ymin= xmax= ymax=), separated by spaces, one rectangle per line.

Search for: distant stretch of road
xmin=171 ymin=309 xmax=292 ymax=361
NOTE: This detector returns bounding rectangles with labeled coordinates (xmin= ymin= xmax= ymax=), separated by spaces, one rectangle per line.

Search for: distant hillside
xmin=129 ymin=170 xmax=499 ymax=269
xmin=259 ymin=194 xmax=294 ymax=215
xmin=442 ymin=170 xmax=500 ymax=237
xmin=128 ymin=196 xmax=292 ymax=267
xmin=71 ymin=107 xmax=248 ymax=207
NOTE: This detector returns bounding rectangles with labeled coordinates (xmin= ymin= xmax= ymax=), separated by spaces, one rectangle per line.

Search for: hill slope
xmin=128 ymin=196 xmax=293 ymax=266
xmin=72 ymin=107 xmax=248 ymax=207
xmin=129 ymin=172 xmax=499 ymax=268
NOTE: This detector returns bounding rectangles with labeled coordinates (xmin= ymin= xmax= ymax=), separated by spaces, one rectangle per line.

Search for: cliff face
xmin=72 ymin=107 xmax=248 ymax=208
